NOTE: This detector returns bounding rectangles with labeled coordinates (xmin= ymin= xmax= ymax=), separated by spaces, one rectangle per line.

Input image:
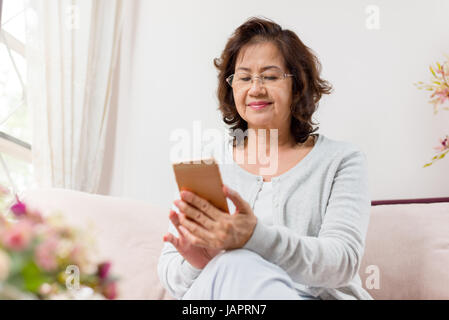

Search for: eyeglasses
xmin=226 ymin=69 xmax=294 ymax=89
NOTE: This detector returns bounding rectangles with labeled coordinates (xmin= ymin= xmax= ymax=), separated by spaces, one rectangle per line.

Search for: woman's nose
xmin=248 ymin=78 xmax=266 ymax=95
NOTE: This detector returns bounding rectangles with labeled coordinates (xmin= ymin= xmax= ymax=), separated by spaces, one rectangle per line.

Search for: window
xmin=0 ymin=0 xmax=35 ymax=196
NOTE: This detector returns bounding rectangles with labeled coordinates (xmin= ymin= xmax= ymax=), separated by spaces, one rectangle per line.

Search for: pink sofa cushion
xmin=22 ymin=188 xmax=172 ymax=300
xmin=360 ymin=202 xmax=449 ymax=299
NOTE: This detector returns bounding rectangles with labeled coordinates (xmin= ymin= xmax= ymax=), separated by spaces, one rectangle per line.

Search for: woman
xmin=158 ymin=17 xmax=372 ymax=300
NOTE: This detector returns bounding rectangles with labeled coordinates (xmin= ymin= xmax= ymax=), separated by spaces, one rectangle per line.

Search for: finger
xmin=180 ymin=191 xmax=221 ymax=220
xmin=168 ymin=210 xmax=183 ymax=237
xmin=178 ymin=212 xmax=216 ymax=245
xmin=223 ymin=185 xmax=250 ymax=213
xmin=169 ymin=209 xmax=179 ymax=226
xmin=163 ymin=232 xmax=179 ymax=248
xmin=178 ymin=225 xmax=209 ymax=248
xmin=174 ymin=200 xmax=216 ymax=230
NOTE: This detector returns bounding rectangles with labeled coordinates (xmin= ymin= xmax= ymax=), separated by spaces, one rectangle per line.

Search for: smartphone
xmin=172 ymin=158 xmax=229 ymax=213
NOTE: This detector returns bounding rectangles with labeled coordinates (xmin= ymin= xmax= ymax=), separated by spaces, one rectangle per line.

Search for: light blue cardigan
xmin=158 ymin=133 xmax=373 ymax=300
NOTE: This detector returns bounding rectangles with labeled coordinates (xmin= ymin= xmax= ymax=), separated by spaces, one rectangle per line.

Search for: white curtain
xmin=25 ymin=0 xmax=123 ymax=193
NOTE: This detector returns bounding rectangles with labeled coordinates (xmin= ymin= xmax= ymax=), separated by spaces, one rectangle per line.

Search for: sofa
xmin=22 ymin=188 xmax=449 ymax=300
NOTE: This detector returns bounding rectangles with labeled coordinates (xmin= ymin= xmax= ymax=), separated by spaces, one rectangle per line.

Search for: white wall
xmin=98 ymin=0 xmax=449 ymax=209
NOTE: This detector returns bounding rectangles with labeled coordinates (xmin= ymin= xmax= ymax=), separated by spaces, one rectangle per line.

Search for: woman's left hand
xmin=173 ymin=185 xmax=257 ymax=250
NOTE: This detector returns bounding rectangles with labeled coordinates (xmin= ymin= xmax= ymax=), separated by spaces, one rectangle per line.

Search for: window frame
xmin=0 ymin=0 xmax=31 ymax=164
xmin=0 ymin=0 xmax=32 ymax=196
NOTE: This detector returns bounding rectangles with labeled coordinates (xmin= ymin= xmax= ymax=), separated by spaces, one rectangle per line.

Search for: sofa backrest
xmin=23 ymin=188 xmax=172 ymax=300
xmin=22 ymin=188 xmax=449 ymax=300
xmin=359 ymin=202 xmax=449 ymax=299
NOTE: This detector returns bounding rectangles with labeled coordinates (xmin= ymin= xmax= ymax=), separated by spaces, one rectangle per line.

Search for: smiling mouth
xmin=248 ymin=102 xmax=272 ymax=110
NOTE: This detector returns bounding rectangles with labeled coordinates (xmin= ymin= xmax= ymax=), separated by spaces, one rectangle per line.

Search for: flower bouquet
xmin=0 ymin=185 xmax=118 ymax=299
xmin=415 ymin=54 xmax=449 ymax=167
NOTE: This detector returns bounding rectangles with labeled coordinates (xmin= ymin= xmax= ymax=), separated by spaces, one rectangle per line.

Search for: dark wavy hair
xmin=213 ymin=16 xmax=332 ymax=144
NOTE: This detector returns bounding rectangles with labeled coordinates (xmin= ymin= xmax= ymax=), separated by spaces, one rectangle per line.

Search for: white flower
xmin=71 ymin=286 xmax=105 ymax=300
xmin=48 ymin=292 xmax=71 ymax=300
xmin=49 ymin=286 xmax=105 ymax=300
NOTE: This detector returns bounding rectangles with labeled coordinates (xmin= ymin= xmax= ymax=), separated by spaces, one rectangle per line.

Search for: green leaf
xmin=21 ymin=261 xmax=53 ymax=293
xmin=439 ymin=153 xmax=446 ymax=159
xmin=423 ymin=162 xmax=433 ymax=167
xmin=430 ymin=66 xmax=436 ymax=77
xmin=8 ymin=252 xmax=30 ymax=277
xmin=6 ymin=273 xmax=25 ymax=291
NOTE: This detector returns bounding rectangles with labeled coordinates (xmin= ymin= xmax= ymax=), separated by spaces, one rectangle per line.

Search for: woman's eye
xmin=263 ymin=76 xmax=278 ymax=81
xmin=241 ymin=77 xmax=251 ymax=81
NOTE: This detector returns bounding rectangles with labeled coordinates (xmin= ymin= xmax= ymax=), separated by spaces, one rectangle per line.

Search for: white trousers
xmin=182 ymin=249 xmax=320 ymax=300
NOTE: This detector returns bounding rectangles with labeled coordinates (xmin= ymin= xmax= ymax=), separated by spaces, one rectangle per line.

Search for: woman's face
xmin=233 ymin=41 xmax=293 ymax=130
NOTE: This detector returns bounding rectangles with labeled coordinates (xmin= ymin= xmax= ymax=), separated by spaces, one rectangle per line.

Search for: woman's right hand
xmin=163 ymin=210 xmax=221 ymax=269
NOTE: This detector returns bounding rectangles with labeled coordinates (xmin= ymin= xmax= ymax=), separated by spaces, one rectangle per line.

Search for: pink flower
xmin=35 ymin=237 xmax=59 ymax=272
xmin=431 ymin=87 xmax=449 ymax=100
xmin=28 ymin=209 xmax=44 ymax=224
xmin=434 ymin=135 xmax=449 ymax=152
xmin=68 ymin=244 xmax=89 ymax=272
xmin=102 ymin=281 xmax=118 ymax=300
xmin=435 ymin=88 xmax=449 ymax=104
xmin=98 ymin=262 xmax=111 ymax=280
xmin=11 ymin=200 xmax=27 ymax=217
xmin=0 ymin=185 xmax=10 ymax=197
xmin=1 ymin=220 xmax=33 ymax=251
xmin=0 ymin=215 xmax=7 ymax=228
